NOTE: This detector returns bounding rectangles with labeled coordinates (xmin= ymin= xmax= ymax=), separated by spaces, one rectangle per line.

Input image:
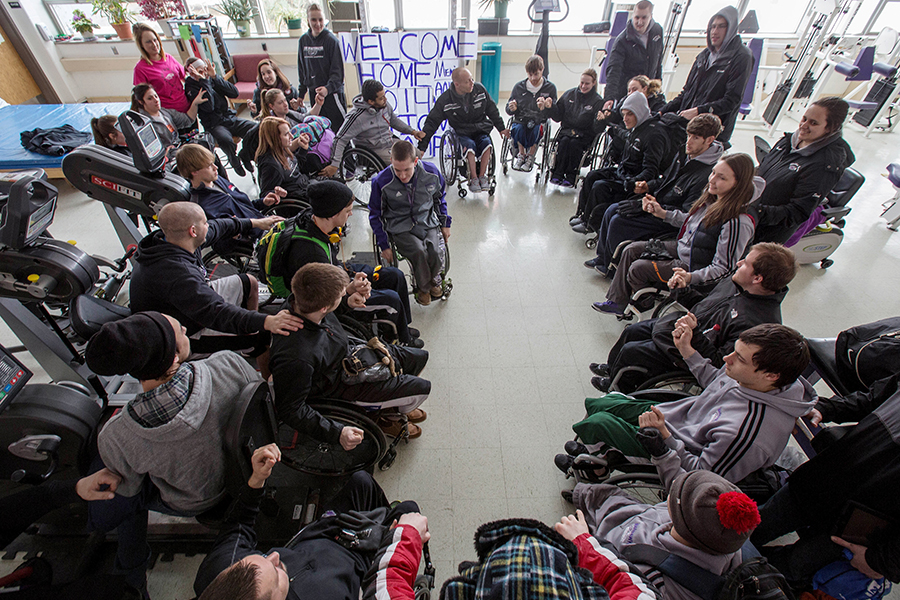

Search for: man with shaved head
xmin=130 ymin=202 xmax=304 ymax=376
xmin=418 ymin=67 xmax=509 ymax=193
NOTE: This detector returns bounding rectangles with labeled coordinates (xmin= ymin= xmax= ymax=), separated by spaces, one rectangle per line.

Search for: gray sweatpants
xmin=392 ymin=227 xmax=443 ymax=292
xmin=607 ymin=240 xmax=687 ymax=305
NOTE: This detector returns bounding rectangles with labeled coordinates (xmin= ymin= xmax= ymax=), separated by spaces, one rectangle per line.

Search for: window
xmin=404 ymin=0 xmax=448 ymax=28
xmin=46 ymin=1 xmax=143 ymax=36
xmin=681 ymin=0 xmax=737 ymax=31
xmin=845 ymin=0 xmax=882 ymax=34
xmin=367 ymin=0 xmax=396 ymax=30
xmin=868 ymin=0 xmax=900 ymax=33
xmin=747 ymin=0 xmax=809 ymax=34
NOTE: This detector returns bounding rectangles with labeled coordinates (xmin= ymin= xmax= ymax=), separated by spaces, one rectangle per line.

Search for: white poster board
xmin=339 ymin=30 xmax=478 ymax=157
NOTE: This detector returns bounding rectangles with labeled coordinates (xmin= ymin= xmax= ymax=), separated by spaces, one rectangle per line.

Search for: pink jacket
xmin=134 ymin=54 xmax=189 ymax=113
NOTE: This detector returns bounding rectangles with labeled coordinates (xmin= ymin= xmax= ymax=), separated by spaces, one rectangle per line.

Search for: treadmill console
xmin=0 ymin=175 xmax=58 ymax=250
xmin=0 ymin=344 xmax=32 ymax=412
xmin=118 ymin=110 xmax=167 ymax=174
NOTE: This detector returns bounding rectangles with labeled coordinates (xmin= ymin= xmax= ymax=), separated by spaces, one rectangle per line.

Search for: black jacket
xmin=257 ymin=150 xmax=310 ymax=200
xmin=21 ymin=125 xmax=91 ymax=156
xmin=269 ymin=308 xmax=350 ymax=444
xmin=609 ymin=116 xmax=670 ymax=190
xmin=548 ymin=87 xmax=603 ymax=139
xmin=788 ymin=374 xmax=900 ymax=582
xmin=193 ymin=481 xmax=371 ymax=598
xmin=661 ymin=34 xmax=753 ymax=143
xmin=418 ymin=82 xmax=505 ymax=151
xmin=506 ymin=78 xmax=558 ymax=125
xmin=652 ymin=278 xmax=787 ymax=367
xmin=297 ymin=28 xmax=345 ymax=101
xmin=130 ymin=217 xmax=267 ymax=336
xmin=604 ymin=20 xmax=665 ymax=103
xmin=650 ymin=149 xmax=717 ymax=211
xmin=184 ymin=76 xmax=239 ymax=130
xmin=753 ymin=132 xmax=855 ymax=244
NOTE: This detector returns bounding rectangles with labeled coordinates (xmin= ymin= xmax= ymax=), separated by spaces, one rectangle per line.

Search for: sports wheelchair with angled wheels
xmin=372 ymin=223 xmax=453 ymax=303
xmin=439 ymin=127 xmax=497 ymax=197
xmin=339 ymin=141 xmax=389 ymax=209
xmin=543 ymin=130 xmax=613 ymax=188
xmin=499 ymin=117 xmax=553 ymax=183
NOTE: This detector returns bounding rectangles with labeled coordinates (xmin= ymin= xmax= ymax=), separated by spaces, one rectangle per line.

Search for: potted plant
xmin=477 ymin=0 xmax=510 ymax=34
xmin=274 ymin=5 xmax=304 ymax=37
xmin=71 ymin=9 xmax=99 ymax=41
xmin=92 ymin=0 xmax=134 ymax=40
xmin=135 ymin=0 xmax=187 ymax=37
xmin=215 ymin=0 xmax=258 ymax=37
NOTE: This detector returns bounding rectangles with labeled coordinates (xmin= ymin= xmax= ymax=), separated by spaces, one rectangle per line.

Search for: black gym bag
xmin=835 ymin=317 xmax=900 ymax=390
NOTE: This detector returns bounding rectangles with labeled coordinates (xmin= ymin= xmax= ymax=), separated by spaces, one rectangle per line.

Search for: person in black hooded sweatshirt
xmin=660 ymin=6 xmax=752 ymax=145
xmin=297 ymin=3 xmax=345 ymax=132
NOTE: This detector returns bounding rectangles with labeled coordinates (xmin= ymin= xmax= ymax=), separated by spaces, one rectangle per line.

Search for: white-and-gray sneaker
xmin=468 ymin=178 xmax=482 ymax=192
xmin=479 ymin=176 xmax=490 ymax=191
xmin=513 ymin=154 xmax=526 ymax=170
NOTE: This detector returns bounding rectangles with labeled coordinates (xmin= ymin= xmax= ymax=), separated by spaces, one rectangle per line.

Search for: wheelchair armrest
xmin=822 ymin=206 xmax=851 ymax=221
xmin=628 ymin=389 xmax=692 ymax=402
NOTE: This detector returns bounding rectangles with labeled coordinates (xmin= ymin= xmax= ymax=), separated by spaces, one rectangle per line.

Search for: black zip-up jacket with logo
xmin=652 ymin=278 xmax=786 ymax=367
xmin=548 ymin=87 xmax=603 ymax=139
xmin=661 ymin=34 xmax=752 ymax=143
xmin=505 ymin=78 xmax=558 ymax=126
xmin=418 ymin=82 xmax=505 ymax=151
xmin=604 ymin=20 xmax=665 ymax=103
xmin=649 ymin=150 xmax=716 ymax=211
xmin=269 ymin=307 xmax=349 ymax=444
xmin=753 ymin=132 xmax=855 ymax=244
xmin=608 ymin=116 xmax=670 ymax=190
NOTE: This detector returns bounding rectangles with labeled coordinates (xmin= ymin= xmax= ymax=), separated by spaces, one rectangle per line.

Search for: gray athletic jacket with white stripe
xmin=329 ymin=94 xmax=418 ymax=167
xmin=656 ymin=351 xmax=816 ymax=484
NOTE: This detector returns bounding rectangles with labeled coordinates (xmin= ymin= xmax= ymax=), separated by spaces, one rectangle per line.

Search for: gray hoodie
xmin=622 ymin=91 xmax=652 ymax=128
xmin=656 ymin=351 xmax=817 ymax=484
xmin=329 ymin=94 xmax=418 ymax=167
xmin=574 ymin=450 xmax=745 ymax=600
xmin=707 ymin=6 xmax=740 ymax=67
xmin=98 ymin=351 xmax=261 ymax=513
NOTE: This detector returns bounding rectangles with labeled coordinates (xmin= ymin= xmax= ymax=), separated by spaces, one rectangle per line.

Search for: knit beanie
xmin=668 ymin=470 xmax=761 ymax=555
xmin=621 ymin=92 xmax=651 ymax=128
xmin=308 ymin=180 xmax=354 ymax=218
xmin=85 ymin=312 xmax=177 ymax=381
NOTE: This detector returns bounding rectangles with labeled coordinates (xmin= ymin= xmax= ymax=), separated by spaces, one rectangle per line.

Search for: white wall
xmin=0 ymin=0 xmax=83 ymax=102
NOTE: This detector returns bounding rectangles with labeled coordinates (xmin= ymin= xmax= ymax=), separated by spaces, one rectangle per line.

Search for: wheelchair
xmin=542 ymin=129 xmax=613 ymax=187
xmin=499 ymin=117 xmax=553 ymax=183
xmin=339 ymin=141 xmax=389 ymax=210
xmin=438 ymin=126 xmax=497 ymax=197
xmin=372 ymin=221 xmax=453 ymax=303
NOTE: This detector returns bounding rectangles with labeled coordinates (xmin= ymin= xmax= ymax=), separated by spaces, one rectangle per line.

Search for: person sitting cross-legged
xmin=559 ymin=323 xmax=815 ymax=485
xmin=194 ymin=442 xmax=425 ymax=600
xmin=592 ymin=242 xmax=797 ymax=393
xmin=369 ymin=140 xmax=451 ymax=306
xmin=75 ymin=312 xmax=263 ymax=595
xmin=129 ymin=202 xmax=304 ymax=377
xmin=269 ymin=262 xmax=431 ymax=439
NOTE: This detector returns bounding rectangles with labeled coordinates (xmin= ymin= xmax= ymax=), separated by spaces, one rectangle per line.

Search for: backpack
xmin=624 ymin=543 xmax=795 ymax=600
xmin=834 ymin=317 xmax=900 ymax=391
xmin=255 ymin=217 xmax=333 ymax=298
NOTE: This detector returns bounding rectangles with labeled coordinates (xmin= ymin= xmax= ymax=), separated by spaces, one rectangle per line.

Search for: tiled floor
xmin=1 ymin=115 xmax=898 ymax=597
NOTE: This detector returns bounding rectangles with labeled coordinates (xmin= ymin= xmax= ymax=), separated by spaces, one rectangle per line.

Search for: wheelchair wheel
xmin=340 ymin=147 xmax=385 ymax=208
xmin=585 ymin=236 xmax=597 ymax=249
xmin=202 ymin=246 xmax=257 ymax=280
xmin=278 ymin=401 xmax=387 ymax=476
xmin=606 ymin=471 xmax=666 ymax=504
xmin=499 ymin=120 xmax=513 ymax=175
xmin=264 ymin=199 xmax=309 ymax=219
xmin=635 ymin=372 xmax=703 ymax=395
xmin=439 ymin=131 xmax=457 ymax=186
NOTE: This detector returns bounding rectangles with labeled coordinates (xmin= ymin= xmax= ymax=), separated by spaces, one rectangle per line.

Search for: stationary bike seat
xmin=887 ymin=163 xmax=900 ymax=188
xmin=69 ymin=295 xmax=131 ymax=341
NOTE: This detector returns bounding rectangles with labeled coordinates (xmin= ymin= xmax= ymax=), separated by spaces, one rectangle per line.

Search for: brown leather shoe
xmin=378 ymin=418 xmax=422 ymax=439
xmin=406 ymin=408 xmax=427 ymax=423
xmin=415 ymin=290 xmax=431 ymax=306
xmin=429 ymin=284 xmax=443 ymax=298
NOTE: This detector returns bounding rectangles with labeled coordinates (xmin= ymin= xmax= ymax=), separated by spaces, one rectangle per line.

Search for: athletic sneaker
xmin=584 ymin=257 xmax=601 ymax=268
xmin=513 ymin=154 xmax=526 ymax=170
xmin=560 ymin=179 xmax=575 ymax=188
xmin=589 ymin=363 xmax=609 ymax=377
xmin=479 ymin=176 xmax=490 ymax=191
xmin=524 ymin=153 xmax=536 ymax=171
xmin=569 ymin=214 xmax=583 ymax=225
xmin=550 ymin=177 xmax=562 ymax=185
xmin=591 ymin=376 xmax=612 ymax=392
xmin=592 ymin=301 xmax=624 ymax=315
xmin=468 ymin=178 xmax=482 ymax=193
